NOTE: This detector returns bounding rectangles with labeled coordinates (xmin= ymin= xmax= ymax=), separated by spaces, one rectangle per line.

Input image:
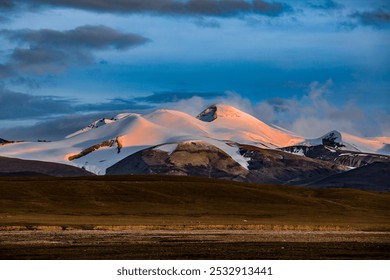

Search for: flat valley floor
xmin=1 ymin=230 xmax=389 ymax=259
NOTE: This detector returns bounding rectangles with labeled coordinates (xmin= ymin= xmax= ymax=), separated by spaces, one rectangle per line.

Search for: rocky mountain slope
xmin=107 ymin=141 xmax=249 ymax=181
xmin=107 ymin=140 xmax=345 ymax=185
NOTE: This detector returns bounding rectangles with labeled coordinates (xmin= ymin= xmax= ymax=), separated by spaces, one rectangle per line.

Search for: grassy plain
xmin=1 ymin=175 xmax=389 ymax=259
xmin=1 ymin=175 xmax=389 ymax=230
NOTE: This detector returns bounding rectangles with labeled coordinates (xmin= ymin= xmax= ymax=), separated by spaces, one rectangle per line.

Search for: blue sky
xmin=0 ymin=0 xmax=389 ymax=140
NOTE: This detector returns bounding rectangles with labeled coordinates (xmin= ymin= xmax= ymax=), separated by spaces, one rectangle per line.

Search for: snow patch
xmin=154 ymin=143 xmax=178 ymax=155
xmin=283 ymin=147 xmax=305 ymax=156
xmin=204 ymin=139 xmax=249 ymax=170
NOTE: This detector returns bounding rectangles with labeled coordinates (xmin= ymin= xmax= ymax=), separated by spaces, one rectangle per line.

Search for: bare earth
xmin=1 ymin=230 xmax=389 ymax=260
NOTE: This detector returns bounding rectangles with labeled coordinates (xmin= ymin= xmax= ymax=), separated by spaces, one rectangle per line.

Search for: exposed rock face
xmin=0 ymin=156 xmax=94 ymax=177
xmin=238 ymin=145 xmax=344 ymax=185
xmin=280 ymin=145 xmax=390 ymax=168
xmin=107 ymin=141 xmax=249 ymax=181
xmin=196 ymin=105 xmax=217 ymax=122
xmin=107 ymin=141 xmax=345 ymax=185
xmin=68 ymin=137 xmax=122 ymax=161
xmin=321 ymin=130 xmax=344 ymax=148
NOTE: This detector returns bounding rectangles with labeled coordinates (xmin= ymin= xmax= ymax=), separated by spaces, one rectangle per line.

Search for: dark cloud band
xmin=351 ymin=9 xmax=390 ymax=29
xmin=2 ymin=25 xmax=149 ymax=50
xmin=0 ymin=25 xmax=149 ymax=76
xmin=11 ymin=0 xmax=291 ymax=17
xmin=136 ymin=91 xmax=227 ymax=103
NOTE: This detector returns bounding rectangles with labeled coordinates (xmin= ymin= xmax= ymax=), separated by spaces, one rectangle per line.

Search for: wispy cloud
xmin=255 ymin=80 xmax=388 ymax=138
xmin=76 ymin=98 xmax=152 ymax=112
xmin=136 ymin=91 xmax=227 ymax=103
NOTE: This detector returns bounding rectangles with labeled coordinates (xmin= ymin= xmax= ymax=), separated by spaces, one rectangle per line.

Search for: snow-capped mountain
xmin=0 ymin=104 xmax=304 ymax=174
xmin=0 ymin=104 xmax=389 ymax=182
xmin=295 ymin=130 xmax=389 ymax=154
xmin=281 ymin=129 xmax=390 ymax=168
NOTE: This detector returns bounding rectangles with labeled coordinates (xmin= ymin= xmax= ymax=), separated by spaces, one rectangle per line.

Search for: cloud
xmin=2 ymin=25 xmax=149 ymax=50
xmin=161 ymin=96 xmax=210 ymax=116
xmin=76 ymin=98 xmax=152 ymax=112
xmin=136 ymin=91 xmax=227 ymax=103
xmin=14 ymin=0 xmax=292 ymax=17
xmin=163 ymin=90 xmax=254 ymax=117
xmin=351 ymin=8 xmax=390 ymax=29
xmin=245 ymin=79 xmax=372 ymax=137
xmin=257 ymin=80 xmax=386 ymax=138
xmin=307 ymin=79 xmax=333 ymax=107
xmin=0 ymin=25 xmax=150 ymax=76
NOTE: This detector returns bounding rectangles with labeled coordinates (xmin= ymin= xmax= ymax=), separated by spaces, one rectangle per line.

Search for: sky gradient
xmin=0 ymin=0 xmax=389 ymax=140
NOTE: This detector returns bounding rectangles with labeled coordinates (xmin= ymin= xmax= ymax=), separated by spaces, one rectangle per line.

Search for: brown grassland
xmin=0 ymin=175 xmax=389 ymax=259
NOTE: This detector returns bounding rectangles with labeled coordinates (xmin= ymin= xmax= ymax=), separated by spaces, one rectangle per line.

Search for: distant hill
xmin=309 ymin=162 xmax=390 ymax=191
xmin=0 ymin=156 xmax=94 ymax=177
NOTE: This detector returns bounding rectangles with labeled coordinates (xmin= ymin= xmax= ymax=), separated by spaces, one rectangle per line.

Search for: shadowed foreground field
xmin=1 ymin=230 xmax=389 ymax=260
xmin=0 ymin=175 xmax=389 ymax=259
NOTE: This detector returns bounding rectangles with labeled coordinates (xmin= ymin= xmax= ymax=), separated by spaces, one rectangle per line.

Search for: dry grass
xmin=0 ymin=175 xmax=389 ymax=231
xmin=0 ymin=224 xmax=348 ymax=231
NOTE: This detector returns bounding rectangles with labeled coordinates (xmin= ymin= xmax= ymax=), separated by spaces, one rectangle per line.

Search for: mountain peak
xmin=321 ymin=130 xmax=343 ymax=147
xmin=299 ymin=130 xmax=346 ymax=149
xmin=196 ymin=105 xmax=217 ymax=122
xmin=196 ymin=104 xmax=247 ymax=122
